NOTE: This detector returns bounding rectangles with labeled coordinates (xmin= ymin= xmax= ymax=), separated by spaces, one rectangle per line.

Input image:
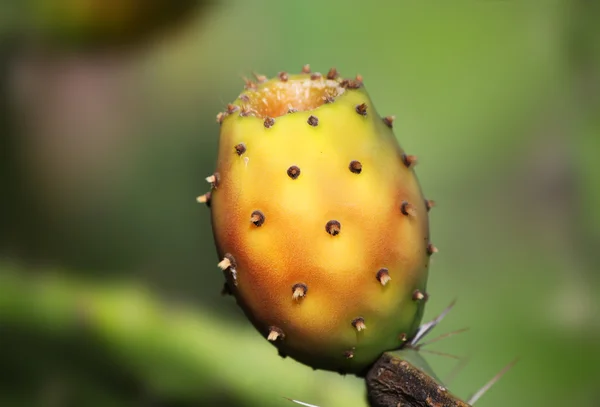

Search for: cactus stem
xmin=325 ymin=220 xmax=341 ymax=236
xmin=234 ymin=143 xmax=246 ymax=156
xmin=301 ymin=64 xmax=311 ymax=74
xmin=292 ymin=283 xmax=308 ymax=300
xmin=287 ymin=166 xmax=301 ymax=179
xmin=383 ymin=115 xmax=395 ymax=128
xmin=205 ymin=173 xmax=220 ymax=188
xmin=402 ymin=153 xmax=418 ymax=168
xmin=250 ymin=210 xmax=265 ymax=227
xmin=412 ymin=290 xmax=429 ymax=302
xmin=227 ymin=104 xmax=239 ymax=114
xmin=349 ymin=160 xmax=363 ymax=174
xmin=264 ymin=117 xmax=275 ymax=128
xmin=401 ymin=201 xmax=417 ymax=217
xmin=327 ymin=67 xmax=339 ymax=79
xmin=376 ymin=268 xmax=391 ymax=286
xmin=425 ymin=199 xmax=436 ymax=212
xmin=355 ymin=103 xmax=368 ymax=116
xmin=267 ymin=326 xmax=285 ymax=341
xmin=253 ymin=72 xmax=267 ymax=83
xmin=310 ymin=72 xmax=322 ymax=80
xmin=196 ymin=192 xmax=211 ymax=206
xmin=427 ymin=243 xmax=438 ymax=256
xmin=307 ymin=115 xmax=319 ymax=126
xmin=343 ymin=349 xmax=355 ymax=359
xmin=352 ymin=317 xmax=366 ymax=332
xmin=278 ymin=72 xmax=289 ymax=81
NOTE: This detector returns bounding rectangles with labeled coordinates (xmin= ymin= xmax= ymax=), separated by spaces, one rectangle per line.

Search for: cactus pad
xmin=203 ymin=66 xmax=435 ymax=375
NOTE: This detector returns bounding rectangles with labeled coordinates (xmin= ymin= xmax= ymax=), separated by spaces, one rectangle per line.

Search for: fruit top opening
xmin=240 ymin=78 xmax=345 ymax=118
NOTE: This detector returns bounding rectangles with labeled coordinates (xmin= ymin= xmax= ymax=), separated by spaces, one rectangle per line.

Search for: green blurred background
xmin=1 ymin=1 xmax=599 ymax=406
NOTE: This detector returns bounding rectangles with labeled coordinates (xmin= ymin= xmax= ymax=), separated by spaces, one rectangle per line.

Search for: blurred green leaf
xmin=0 ymin=264 xmax=366 ymax=407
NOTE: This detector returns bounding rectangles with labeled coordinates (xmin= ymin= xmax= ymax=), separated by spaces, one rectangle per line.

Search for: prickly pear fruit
xmin=202 ymin=66 xmax=435 ymax=375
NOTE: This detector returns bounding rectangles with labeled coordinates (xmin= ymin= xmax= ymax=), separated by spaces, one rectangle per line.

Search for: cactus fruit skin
xmin=206 ymin=67 xmax=433 ymax=375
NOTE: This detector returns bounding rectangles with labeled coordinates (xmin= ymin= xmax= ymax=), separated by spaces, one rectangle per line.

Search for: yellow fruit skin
xmin=209 ymin=74 xmax=430 ymax=375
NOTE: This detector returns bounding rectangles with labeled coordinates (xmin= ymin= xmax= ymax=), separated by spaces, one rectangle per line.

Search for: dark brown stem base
xmin=365 ymin=352 xmax=471 ymax=407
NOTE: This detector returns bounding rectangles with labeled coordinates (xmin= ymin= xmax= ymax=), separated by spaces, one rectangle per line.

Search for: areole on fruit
xmin=200 ymin=65 xmax=436 ymax=375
